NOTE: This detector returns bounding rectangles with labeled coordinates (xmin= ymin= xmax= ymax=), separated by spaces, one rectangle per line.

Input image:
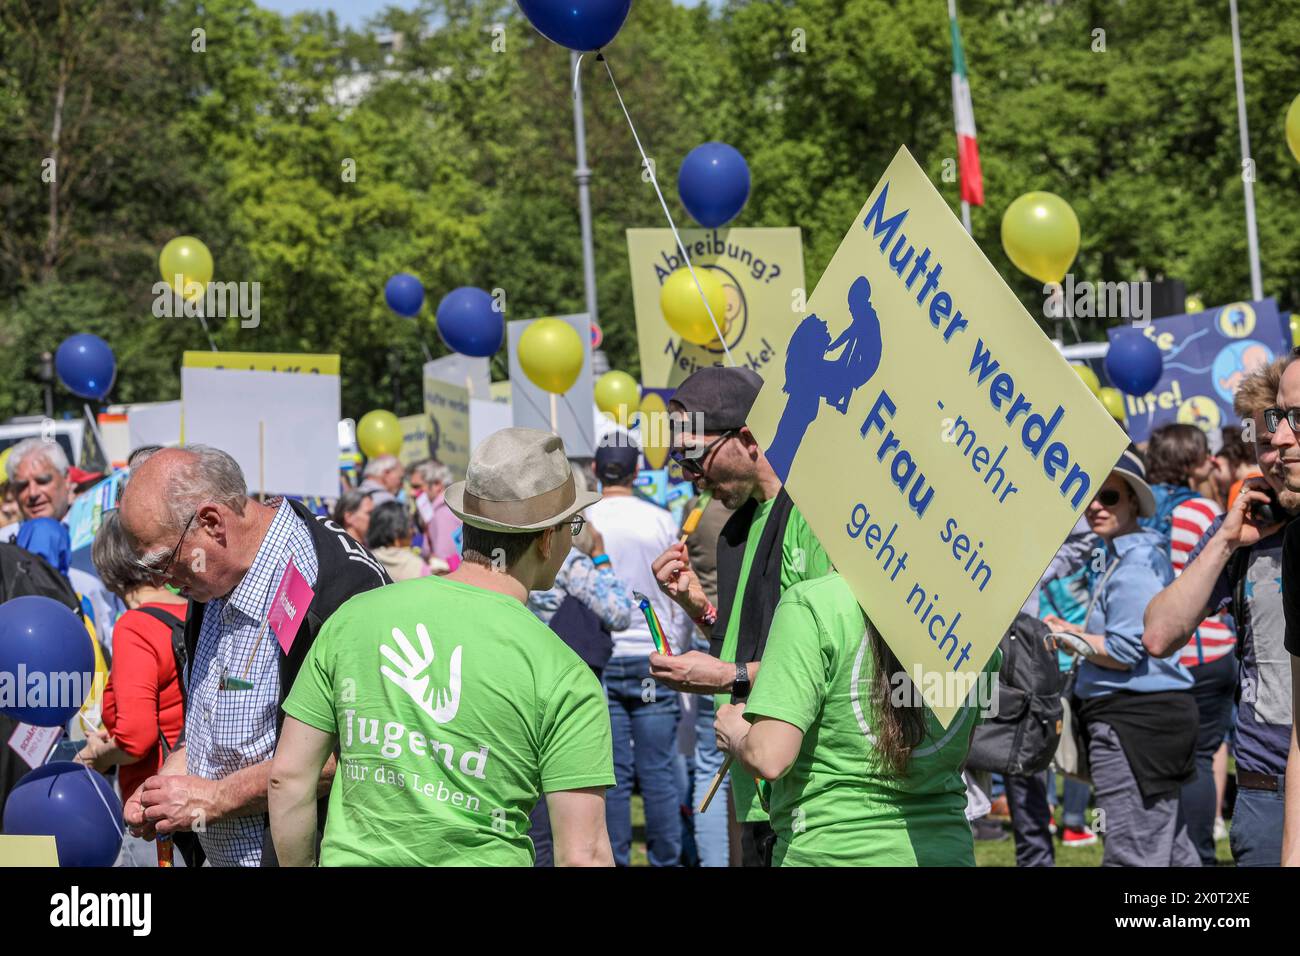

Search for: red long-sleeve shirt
xmin=102 ymin=602 xmax=186 ymax=800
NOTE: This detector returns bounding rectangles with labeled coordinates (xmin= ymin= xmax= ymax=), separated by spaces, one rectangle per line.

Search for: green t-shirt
xmin=716 ymin=499 xmax=833 ymax=822
xmin=283 ymin=575 xmax=615 ymax=866
xmin=744 ymin=574 xmax=1001 ymax=866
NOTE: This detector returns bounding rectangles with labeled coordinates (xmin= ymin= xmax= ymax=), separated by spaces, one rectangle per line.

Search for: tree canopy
xmin=2 ymin=0 xmax=1298 ymax=421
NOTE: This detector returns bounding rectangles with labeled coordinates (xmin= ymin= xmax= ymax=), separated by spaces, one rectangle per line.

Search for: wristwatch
xmin=731 ymin=662 xmax=751 ymax=700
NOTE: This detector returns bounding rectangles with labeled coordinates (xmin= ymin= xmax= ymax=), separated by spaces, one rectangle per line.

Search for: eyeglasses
xmin=136 ymin=511 xmax=196 ymax=580
xmin=567 ymin=514 xmax=586 ymax=537
xmin=1093 ymin=488 xmax=1122 ymax=508
xmin=670 ymin=430 xmax=737 ymax=478
xmin=1263 ymin=407 xmax=1300 ymax=434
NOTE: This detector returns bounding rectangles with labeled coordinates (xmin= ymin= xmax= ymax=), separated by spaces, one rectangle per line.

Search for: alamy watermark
xmin=152 ymin=276 xmax=261 ymax=329
xmin=1043 ymin=273 xmax=1150 ymax=327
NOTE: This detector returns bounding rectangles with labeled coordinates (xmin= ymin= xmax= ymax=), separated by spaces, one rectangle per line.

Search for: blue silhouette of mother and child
xmin=766 ymin=275 xmax=884 ymax=483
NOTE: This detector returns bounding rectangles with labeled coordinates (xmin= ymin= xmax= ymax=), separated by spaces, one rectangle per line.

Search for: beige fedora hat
xmin=444 ymin=427 xmax=601 ymax=533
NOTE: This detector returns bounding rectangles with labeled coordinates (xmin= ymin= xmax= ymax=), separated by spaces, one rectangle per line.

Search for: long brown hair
xmin=868 ymin=620 xmax=928 ymax=775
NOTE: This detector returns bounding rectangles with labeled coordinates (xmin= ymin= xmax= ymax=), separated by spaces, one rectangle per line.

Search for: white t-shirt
xmin=585 ymin=494 xmax=693 ymax=659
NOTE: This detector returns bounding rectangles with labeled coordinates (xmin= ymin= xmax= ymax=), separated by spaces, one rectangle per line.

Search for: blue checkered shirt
xmin=185 ymin=500 xmax=319 ymax=867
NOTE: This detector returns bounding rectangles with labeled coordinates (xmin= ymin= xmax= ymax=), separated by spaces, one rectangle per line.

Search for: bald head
xmin=119 ymin=445 xmax=264 ymax=603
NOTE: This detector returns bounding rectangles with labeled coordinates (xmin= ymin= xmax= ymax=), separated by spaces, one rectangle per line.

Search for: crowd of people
xmin=3 ymin=357 xmax=1300 ymax=868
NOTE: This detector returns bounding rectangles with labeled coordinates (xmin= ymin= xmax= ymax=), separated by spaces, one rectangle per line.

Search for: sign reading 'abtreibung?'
xmin=628 ymin=228 xmax=805 ymax=388
xmin=746 ymin=147 xmax=1129 ymax=727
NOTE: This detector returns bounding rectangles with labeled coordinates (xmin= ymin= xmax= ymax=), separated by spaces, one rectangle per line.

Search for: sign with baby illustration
xmin=1104 ymin=298 xmax=1287 ymax=443
xmin=746 ymin=145 xmax=1130 ymax=727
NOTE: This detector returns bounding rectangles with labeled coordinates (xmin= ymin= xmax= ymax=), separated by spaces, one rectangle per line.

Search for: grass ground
xmin=628 ymin=787 xmax=1236 ymax=867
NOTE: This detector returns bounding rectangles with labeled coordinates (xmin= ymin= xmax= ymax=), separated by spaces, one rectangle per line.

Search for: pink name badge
xmin=268 ymin=558 xmax=315 ymax=655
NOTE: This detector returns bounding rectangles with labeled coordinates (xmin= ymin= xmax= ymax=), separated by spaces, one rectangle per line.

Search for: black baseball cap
xmin=668 ymin=367 xmax=763 ymax=433
xmin=594 ymin=435 xmax=640 ymax=483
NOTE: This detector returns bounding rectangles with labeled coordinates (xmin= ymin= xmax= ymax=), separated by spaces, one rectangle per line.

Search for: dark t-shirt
xmin=1198 ymin=516 xmax=1292 ymax=775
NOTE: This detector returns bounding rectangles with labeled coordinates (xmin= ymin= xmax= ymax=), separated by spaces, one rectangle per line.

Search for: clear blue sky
xmin=258 ymin=0 xmax=706 ymax=31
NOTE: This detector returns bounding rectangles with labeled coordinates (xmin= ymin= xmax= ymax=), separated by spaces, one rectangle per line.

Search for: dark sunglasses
xmin=1094 ymin=488 xmax=1123 ymax=508
xmin=567 ymin=514 xmax=585 ymax=537
xmin=670 ymin=430 xmax=737 ymax=478
xmin=1263 ymin=407 xmax=1299 ymax=434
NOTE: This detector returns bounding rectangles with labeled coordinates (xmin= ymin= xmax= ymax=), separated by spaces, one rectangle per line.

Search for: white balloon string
xmin=83 ymin=765 xmax=125 ymax=838
xmin=599 ymin=54 xmax=735 ymax=367
xmin=572 ymin=52 xmax=585 ymax=97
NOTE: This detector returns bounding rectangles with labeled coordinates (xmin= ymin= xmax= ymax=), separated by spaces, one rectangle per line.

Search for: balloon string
xmin=598 ymin=54 xmax=735 ymax=367
xmin=83 ymin=765 xmax=125 ymax=839
xmin=196 ymin=294 xmax=218 ymax=351
xmin=572 ymin=52 xmax=584 ymax=97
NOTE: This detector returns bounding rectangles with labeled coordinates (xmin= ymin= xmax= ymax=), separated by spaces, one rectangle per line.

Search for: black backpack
xmin=133 ymin=605 xmax=188 ymax=750
xmin=0 ymin=542 xmax=80 ymax=610
xmin=966 ymin=613 xmax=1064 ymax=776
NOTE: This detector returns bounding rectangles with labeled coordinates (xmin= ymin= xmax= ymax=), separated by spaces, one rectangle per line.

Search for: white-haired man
xmin=118 ymin=445 xmax=391 ymax=866
xmin=3 ymin=437 xmax=122 ymax=649
xmin=409 ymin=458 xmax=460 ymax=567
xmin=357 ymin=454 xmax=403 ymax=505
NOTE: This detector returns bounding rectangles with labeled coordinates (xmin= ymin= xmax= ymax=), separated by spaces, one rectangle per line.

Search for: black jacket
xmin=180 ymin=497 xmax=392 ymax=865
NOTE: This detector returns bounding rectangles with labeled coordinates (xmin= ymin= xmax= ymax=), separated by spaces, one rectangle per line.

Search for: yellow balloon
xmin=1287 ymin=94 xmax=1300 ymax=164
xmin=357 ymin=409 xmax=403 ymax=458
xmin=159 ymin=236 xmax=214 ymax=301
xmin=518 ymin=318 xmax=584 ymax=394
xmin=660 ymin=267 xmax=727 ymax=345
xmin=1098 ymin=387 xmax=1126 ymax=422
xmin=639 ymin=392 xmax=669 ymax=469
xmin=1290 ymin=313 xmax=1300 ymax=349
xmin=1185 ymin=295 xmax=1205 ymax=315
xmin=595 ymin=370 xmax=640 ymax=426
xmin=1072 ymin=363 xmax=1101 ymax=396
xmin=1001 ymin=192 xmax=1080 ymax=284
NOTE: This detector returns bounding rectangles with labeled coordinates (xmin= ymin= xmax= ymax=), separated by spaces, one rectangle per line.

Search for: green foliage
xmin=1 ymin=0 xmax=1298 ymax=423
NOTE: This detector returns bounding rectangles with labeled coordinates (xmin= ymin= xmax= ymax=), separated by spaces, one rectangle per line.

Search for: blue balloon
xmin=678 ymin=143 xmax=751 ymax=229
xmin=385 ymin=273 xmax=425 ymax=317
xmin=1105 ymin=330 xmax=1164 ymax=396
xmin=4 ymin=762 xmax=123 ymax=867
xmin=54 ymin=333 xmax=115 ymax=401
xmin=517 ymin=0 xmax=632 ymax=52
xmin=0 ymin=595 xmax=94 ymax=727
xmin=436 ymin=287 xmax=505 ymax=358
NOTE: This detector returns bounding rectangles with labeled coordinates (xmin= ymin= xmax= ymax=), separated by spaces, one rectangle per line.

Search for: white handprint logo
xmin=380 ymin=623 xmax=463 ymax=724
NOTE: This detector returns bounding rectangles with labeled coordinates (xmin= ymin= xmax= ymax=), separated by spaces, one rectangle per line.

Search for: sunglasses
xmin=1093 ymin=488 xmax=1123 ymax=508
xmin=567 ymin=514 xmax=586 ymax=537
xmin=1263 ymin=407 xmax=1300 ymax=434
xmin=670 ymin=430 xmax=737 ymax=478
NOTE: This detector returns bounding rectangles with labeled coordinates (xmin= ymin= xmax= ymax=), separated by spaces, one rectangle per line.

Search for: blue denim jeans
xmin=605 ymin=655 xmax=682 ymax=867
xmin=1230 ymin=785 xmax=1284 ymax=867
xmin=690 ymin=692 xmax=731 ymax=866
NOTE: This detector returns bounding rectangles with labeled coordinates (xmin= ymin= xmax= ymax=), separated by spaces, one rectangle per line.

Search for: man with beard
xmin=650 ymin=367 xmax=833 ymax=866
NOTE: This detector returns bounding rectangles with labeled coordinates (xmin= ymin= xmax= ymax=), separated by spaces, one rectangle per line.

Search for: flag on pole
xmin=949 ymin=0 xmax=984 ymax=207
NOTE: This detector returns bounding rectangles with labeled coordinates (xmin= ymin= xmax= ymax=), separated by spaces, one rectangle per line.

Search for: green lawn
xmin=630 ymin=793 xmax=1234 ymax=867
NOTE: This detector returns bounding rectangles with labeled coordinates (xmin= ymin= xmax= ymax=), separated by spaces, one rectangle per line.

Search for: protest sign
xmin=746 ymin=146 xmax=1129 ymax=726
xmin=397 ymin=414 xmax=435 ymax=467
xmin=181 ymin=353 xmax=341 ymax=498
xmin=182 ymin=351 xmax=339 ymax=375
xmin=423 ymin=376 xmax=471 ymax=480
xmin=507 ymin=314 xmax=595 ymax=457
xmin=1104 ymin=299 xmax=1287 ymax=442
xmin=470 ymin=398 xmax=512 ymax=453
xmin=127 ymin=401 xmax=181 ymax=451
xmin=423 ymin=354 xmax=492 ymax=399
xmin=628 ymin=227 xmax=805 ymax=388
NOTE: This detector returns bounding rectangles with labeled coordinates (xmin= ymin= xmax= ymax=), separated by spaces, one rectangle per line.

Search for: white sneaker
xmin=1214 ymin=817 xmax=1227 ymax=842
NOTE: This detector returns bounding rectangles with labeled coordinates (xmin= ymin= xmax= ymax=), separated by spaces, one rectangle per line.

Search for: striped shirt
xmin=1170 ymin=497 xmax=1236 ymax=666
xmin=186 ymin=500 xmax=319 ymax=867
